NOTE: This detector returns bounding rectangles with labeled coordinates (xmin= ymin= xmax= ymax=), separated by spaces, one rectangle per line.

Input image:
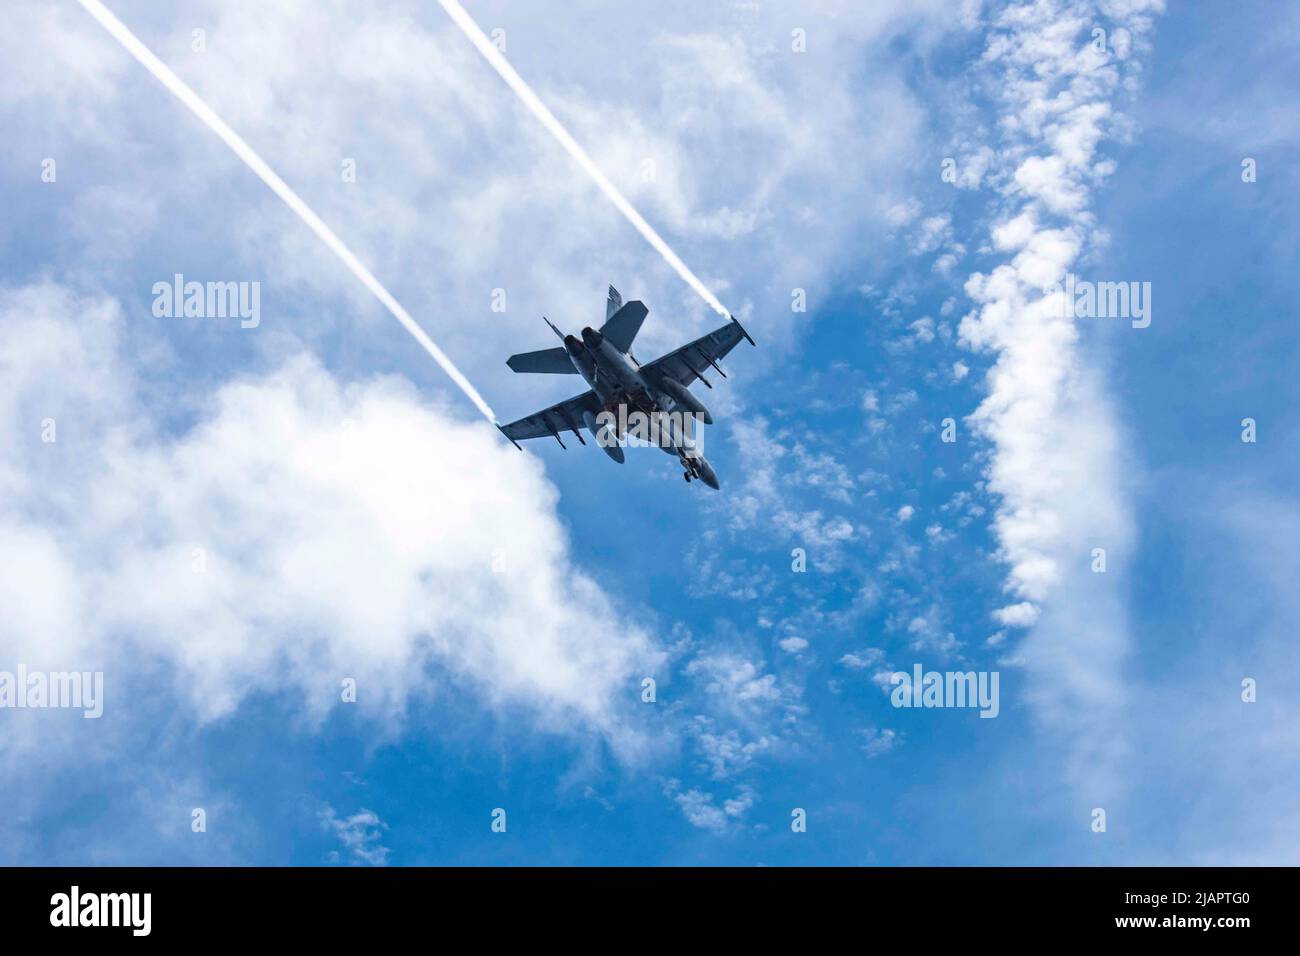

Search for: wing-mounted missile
xmin=582 ymin=410 xmax=625 ymax=464
xmin=658 ymin=376 xmax=713 ymax=425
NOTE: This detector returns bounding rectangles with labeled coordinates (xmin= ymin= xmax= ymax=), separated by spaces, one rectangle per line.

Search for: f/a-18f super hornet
xmin=498 ymin=286 xmax=754 ymax=490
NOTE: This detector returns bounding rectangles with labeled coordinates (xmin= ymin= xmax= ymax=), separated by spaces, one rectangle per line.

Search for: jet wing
xmin=498 ymin=389 xmax=602 ymax=446
xmin=639 ymin=316 xmax=754 ymax=387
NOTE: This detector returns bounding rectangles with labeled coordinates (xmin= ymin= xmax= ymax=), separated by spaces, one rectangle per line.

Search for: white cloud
xmin=680 ymin=646 xmax=805 ymax=789
xmin=993 ymin=601 xmax=1041 ymax=628
xmin=3 ymin=0 xmax=969 ymax=390
xmin=909 ymin=214 xmax=954 ymax=255
xmin=857 ymin=727 xmax=900 ymax=757
xmin=1013 ymin=154 xmax=1087 ymax=213
xmin=0 ymin=283 xmax=663 ymax=762
xmin=692 ymin=726 xmax=772 ymax=780
xmin=839 ymin=648 xmax=885 ymax=670
xmin=906 ymin=607 xmax=959 ymax=658
xmin=952 ymin=144 xmax=996 ymax=188
xmin=664 ymin=780 xmax=754 ymax=832
xmin=686 ymin=652 xmax=782 ymax=712
xmin=778 ymin=636 xmax=809 ymax=654
xmin=726 ymin=418 xmax=859 ymax=559
xmin=956 ymin=0 xmax=1163 ymax=794
xmin=910 ymin=316 xmax=936 ymax=343
xmin=320 ymin=805 xmax=390 ymax=866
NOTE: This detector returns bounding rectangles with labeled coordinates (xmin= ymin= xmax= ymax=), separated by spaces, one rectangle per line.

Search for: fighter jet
xmin=497 ymin=286 xmax=754 ymax=490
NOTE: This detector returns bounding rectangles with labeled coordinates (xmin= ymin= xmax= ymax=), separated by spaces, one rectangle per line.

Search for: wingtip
xmin=496 ymin=423 xmax=523 ymax=451
xmin=731 ymin=314 xmax=756 ymax=346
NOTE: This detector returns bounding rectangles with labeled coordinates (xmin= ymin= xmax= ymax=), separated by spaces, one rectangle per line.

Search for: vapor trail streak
xmin=435 ymin=0 xmax=733 ymax=319
xmin=76 ymin=0 xmax=499 ymax=424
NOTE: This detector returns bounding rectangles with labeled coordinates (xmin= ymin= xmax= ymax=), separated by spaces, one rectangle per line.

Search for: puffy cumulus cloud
xmin=993 ymin=601 xmax=1041 ymax=628
xmin=857 ymin=726 xmax=900 ymax=758
xmin=905 ymin=606 xmax=959 ymax=659
xmin=686 ymin=652 xmax=783 ymax=715
xmin=662 ymin=780 xmax=755 ymax=833
xmin=320 ymin=805 xmax=390 ymax=867
xmin=0 ymin=282 xmax=664 ymax=761
xmin=909 ymin=214 xmax=955 ymax=256
xmin=690 ymin=723 xmax=773 ymax=781
xmin=950 ymin=144 xmax=996 ymax=189
xmin=956 ymin=0 xmax=1162 ymax=794
xmin=1013 ymin=154 xmax=1088 ymax=212
xmin=771 ymin=509 xmax=855 ymax=549
xmin=839 ymin=648 xmax=885 ymax=671
xmin=777 ymin=636 xmax=808 ymax=654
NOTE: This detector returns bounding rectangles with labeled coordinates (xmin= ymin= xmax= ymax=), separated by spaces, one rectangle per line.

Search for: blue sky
xmin=1 ymin=0 xmax=1296 ymax=865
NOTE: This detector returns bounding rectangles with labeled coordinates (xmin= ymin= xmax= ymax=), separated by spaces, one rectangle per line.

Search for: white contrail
xmin=436 ymin=0 xmax=733 ymax=319
xmin=75 ymin=0 xmax=499 ymax=424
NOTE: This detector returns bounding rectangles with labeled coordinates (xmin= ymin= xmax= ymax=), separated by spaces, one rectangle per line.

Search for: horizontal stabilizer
xmin=506 ymin=346 xmax=577 ymax=374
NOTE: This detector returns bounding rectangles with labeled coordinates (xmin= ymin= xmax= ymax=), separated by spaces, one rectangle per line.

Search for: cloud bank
xmin=0 ymin=282 xmax=663 ymax=761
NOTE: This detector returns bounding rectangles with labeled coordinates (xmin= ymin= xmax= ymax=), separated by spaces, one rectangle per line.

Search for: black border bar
xmin=0 ymin=866 xmax=1284 ymax=941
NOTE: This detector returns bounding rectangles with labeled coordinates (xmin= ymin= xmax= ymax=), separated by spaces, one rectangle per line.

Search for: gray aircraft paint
xmin=499 ymin=285 xmax=753 ymax=490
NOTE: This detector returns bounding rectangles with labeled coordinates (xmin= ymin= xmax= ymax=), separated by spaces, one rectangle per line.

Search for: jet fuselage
xmin=500 ymin=288 xmax=751 ymax=491
xmin=562 ymin=326 xmax=718 ymax=488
